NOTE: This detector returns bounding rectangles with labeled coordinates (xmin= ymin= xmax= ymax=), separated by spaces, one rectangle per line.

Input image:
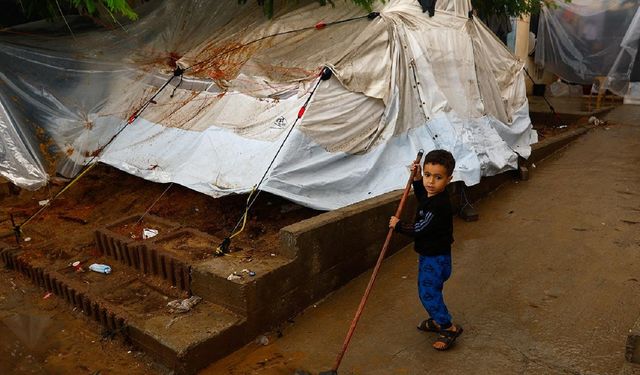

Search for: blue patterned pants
xmin=418 ymin=254 xmax=452 ymax=328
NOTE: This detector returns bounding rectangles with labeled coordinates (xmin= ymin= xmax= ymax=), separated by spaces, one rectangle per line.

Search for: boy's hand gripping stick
xmin=322 ymin=150 xmax=424 ymax=375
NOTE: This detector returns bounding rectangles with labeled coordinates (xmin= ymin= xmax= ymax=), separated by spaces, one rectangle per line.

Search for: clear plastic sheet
xmin=536 ymin=0 xmax=640 ymax=94
xmin=0 ymin=0 xmax=536 ymax=210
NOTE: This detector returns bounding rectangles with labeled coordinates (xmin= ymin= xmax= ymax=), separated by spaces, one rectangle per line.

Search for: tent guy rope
xmin=10 ymin=70 xmax=183 ymax=243
xmin=215 ymin=67 xmax=332 ymax=255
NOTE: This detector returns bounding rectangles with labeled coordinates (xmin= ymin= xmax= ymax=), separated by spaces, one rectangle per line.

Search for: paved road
xmin=204 ymin=106 xmax=640 ymax=375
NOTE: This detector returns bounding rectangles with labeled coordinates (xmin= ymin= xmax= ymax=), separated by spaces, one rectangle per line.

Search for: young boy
xmin=389 ymin=149 xmax=462 ymax=351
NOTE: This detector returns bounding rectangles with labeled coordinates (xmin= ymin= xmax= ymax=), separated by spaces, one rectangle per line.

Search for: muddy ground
xmin=0 ymin=164 xmax=317 ymax=374
xmin=0 ymin=104 xmax=613 ymax=374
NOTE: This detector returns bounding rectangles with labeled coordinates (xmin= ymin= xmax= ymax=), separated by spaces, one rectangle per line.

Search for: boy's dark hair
xmin=423 ymin=149 xmax=455 ymax=176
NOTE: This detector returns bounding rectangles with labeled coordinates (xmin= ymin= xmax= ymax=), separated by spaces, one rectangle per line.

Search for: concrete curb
xmin=276 ymin=125 xmax=593 ymax=314
xmin=529 ymin=126 xmax=591 ymax=164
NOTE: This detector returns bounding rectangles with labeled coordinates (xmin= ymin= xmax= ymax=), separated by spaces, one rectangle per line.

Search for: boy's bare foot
xmin=432 ymin=324 xmax=463 ymax=351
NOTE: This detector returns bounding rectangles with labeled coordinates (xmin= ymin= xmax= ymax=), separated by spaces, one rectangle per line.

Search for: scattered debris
xmin=43 ymin=292 xmax=53 ymax=299
xmin=557 ymin=125 xmax=568 ymax=129
xmin=88 ymin=263 xmax=112 ymax=274
xmin=270 ymin=253 xmax=276 ymax=257
xmin=24 ymin=237 xmax=31 ymax=242
xmin=38 ymin=199 xmax=50 ymax=206
xmin=71 ymin=260 xmax=85 ymax=272
xmin=165 ymin=316 xmax=180 ymax=328
xmin=242 ymin=269 xmax=256 ymax=277
xmin=167 ymin=296 xmax=202 ymax=313
xmin=142 ymin=228 xmax=159 ymax=239
xmin=256 ymin=335 xmax=269 ymax=346
xmin=588 ymin=116 xmax=606 ymax=126
xmin=227 ymin=272 xmax=242 ymax=281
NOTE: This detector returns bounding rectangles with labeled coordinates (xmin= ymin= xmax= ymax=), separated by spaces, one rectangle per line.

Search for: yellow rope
xmin=229 ymin=185 xmax=256 ymax=240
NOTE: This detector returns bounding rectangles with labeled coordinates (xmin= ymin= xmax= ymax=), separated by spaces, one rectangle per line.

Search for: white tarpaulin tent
xmin=536 ymin=0 xmax=640 ymax=96
xmin=0 ymin=0 xmax=536 ymax=210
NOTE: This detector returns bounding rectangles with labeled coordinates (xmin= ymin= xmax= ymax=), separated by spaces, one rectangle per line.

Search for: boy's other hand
xmin=389 ymin=216 xmax=400 ymax=229
xmin=411 ymin=161 xmax=422 ymax=181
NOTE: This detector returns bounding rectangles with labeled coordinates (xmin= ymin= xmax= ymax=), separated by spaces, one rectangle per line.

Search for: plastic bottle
xmin=89 ymin=263 xmax=112 ymax=274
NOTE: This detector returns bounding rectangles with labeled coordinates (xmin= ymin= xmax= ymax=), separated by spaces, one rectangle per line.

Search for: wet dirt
xmin=0 ymin=266 xmax=156 ymax=375
xmin=0 ymin=163 xmax=318 ymax=374
xmin=154 ymin=232 xmax=220 ymax=262
xmin=1 ymin=163 xmax=317 ymax=258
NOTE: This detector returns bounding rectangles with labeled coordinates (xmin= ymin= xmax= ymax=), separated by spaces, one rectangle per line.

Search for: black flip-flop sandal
xmin=417 ymin=318 xmax=441 ymax=333
xmin=433 ymin=325 xmax=463 ymax=351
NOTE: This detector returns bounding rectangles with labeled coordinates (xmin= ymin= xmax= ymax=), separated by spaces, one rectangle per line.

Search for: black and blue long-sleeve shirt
xmin=395 ymin=180 xmax=453 ymax=256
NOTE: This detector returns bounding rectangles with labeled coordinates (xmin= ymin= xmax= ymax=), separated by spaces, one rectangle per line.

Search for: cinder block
xmin=519 ymin=165 xmax=529 ymax=181
xmin=94 ymin=214 xmax=182 ymax=282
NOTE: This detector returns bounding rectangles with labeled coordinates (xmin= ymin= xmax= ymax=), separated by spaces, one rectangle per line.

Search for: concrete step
xmin=0 ymin=243 xmax=246 ymax=374
xmin=93 ymin=214 xmax=293 ymax=313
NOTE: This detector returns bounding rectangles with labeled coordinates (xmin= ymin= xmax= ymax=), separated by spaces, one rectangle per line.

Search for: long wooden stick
xmin=330 ymin=150 xmax=424 ymax=372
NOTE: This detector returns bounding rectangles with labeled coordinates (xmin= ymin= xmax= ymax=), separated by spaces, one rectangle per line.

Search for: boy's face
xmin=423 ymin=162 xmax=452 ymax=197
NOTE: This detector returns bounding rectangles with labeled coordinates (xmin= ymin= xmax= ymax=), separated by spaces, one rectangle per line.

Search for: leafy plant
xmin=10 ymin=0 xmax=568 ymax=25
xmin=70 ymin=0 xmax=138 ymax=20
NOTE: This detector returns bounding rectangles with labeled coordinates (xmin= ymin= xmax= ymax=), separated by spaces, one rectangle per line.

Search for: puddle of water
xmin=0 ymin=314 xmax=56 ymax=374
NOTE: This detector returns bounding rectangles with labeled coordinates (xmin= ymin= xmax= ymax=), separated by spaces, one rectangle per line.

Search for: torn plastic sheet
xmin=536 ymin=0 xmax=640 ymax=92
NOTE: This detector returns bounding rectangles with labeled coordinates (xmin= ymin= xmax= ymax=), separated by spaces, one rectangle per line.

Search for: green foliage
xmin=472 ymin=0 xmax=569 ymax=19
xmin=346 ymin=0 xmax=375 ymax=13
xmin=246 ymin=0 xmax=564 ymax=20
xmin=70 ymin=0 xmax=138 ymax=20
xmin=13 ymin=0 xmax=569 ymax=26
xmin=13 ymin=0 xmax=138 ymax=23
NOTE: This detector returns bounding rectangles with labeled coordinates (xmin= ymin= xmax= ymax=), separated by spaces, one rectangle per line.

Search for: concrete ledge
xmin=529 ymin=126 xmax=590 ymax=164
